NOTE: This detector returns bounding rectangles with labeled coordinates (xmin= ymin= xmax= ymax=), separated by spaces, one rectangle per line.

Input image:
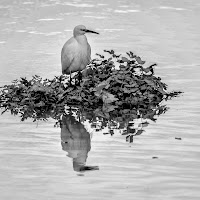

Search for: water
xmin=0 ymin=0 xmax=200 ymax=199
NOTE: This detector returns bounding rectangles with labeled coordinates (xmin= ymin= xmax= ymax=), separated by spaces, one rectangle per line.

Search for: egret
xmin=61 ymin=25 xmax=99 ymax=83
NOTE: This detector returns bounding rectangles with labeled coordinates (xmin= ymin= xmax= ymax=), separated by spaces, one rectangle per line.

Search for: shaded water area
xmin=0 ymin=0 xmax=200 ymax=199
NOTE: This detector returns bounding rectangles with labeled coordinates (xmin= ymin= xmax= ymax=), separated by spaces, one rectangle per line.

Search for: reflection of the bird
xmin=60 ymin=114 xmax=99 ymax=172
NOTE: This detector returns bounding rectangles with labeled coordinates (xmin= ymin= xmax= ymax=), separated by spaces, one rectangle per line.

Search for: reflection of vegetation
xmin=65 ymin=105 xmax=167 ymax=143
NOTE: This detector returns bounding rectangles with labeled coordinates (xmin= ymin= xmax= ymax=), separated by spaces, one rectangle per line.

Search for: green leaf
xmin=35 ymin=101 xmax=45 ymax=107
xmin=95 ymin=79 xmax=111 ymax=91
xmin=103 ymin=105 xmax=118 ymax=112
xmin=110 ymin=50 xmax=114 ymax=54
xmin=102 ymin=91 xmax=118 ymax=104
xmin=124 ymin=83 xmax=138 ymax=88
xmin=121 ymin=57 xmax=129 ymax=62
xmin=119 ymin=65 xmax=126 ymax=70
xmin=69 ymin=96 xmax=82 ymax=101
xmin=135 ymin=56 xmax=145 ymax=65
xmin=144 ymin=79 xmax=155 ymax=87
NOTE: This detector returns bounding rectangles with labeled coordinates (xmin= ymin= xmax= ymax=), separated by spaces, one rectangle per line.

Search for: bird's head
xmin=73 ymin=25 xmax=99 ymax=37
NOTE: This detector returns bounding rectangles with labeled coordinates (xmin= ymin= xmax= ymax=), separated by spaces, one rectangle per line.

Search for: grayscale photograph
xmin=0 ymin=0 xmax=199 ymax=199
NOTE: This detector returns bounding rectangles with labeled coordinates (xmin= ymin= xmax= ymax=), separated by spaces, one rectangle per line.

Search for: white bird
xmin=61 ymin=25 xmax=99 ymax=82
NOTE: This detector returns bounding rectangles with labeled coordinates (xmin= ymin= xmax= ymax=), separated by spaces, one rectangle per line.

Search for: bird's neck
xmin=75 ymin=35 xmax=88 ymax=44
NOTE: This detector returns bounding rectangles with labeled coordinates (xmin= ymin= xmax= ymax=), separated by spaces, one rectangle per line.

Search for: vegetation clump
xmin=0 ymin=50 xmax=182 ymax=123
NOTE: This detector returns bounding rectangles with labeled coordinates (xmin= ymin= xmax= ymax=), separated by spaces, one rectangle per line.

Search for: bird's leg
xmin=78 ymin=71 xmax=82 ymax=85
xmin=69 ymin=70 xmax=72 ymax=86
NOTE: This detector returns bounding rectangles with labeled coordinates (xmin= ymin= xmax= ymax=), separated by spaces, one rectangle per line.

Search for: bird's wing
xmin=61 ymin=37 xmax=77 ymax=74
xmin=86 ymin=43 xmax=91 ymax=64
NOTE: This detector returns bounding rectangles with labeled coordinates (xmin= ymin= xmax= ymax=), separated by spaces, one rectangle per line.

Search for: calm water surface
xmin=0 ymin=0 xmax=200 ymax=199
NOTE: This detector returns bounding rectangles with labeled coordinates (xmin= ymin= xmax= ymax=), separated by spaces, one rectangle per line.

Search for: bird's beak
xmin=84 ymin=29 xmax=99 ymax=34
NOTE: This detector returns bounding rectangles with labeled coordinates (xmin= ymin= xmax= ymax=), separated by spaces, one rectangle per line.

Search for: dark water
xmin=0 ymin=0 xmax=200 ymax=199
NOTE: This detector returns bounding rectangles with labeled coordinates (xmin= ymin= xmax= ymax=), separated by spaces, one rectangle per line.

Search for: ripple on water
xmin=156 ymin=6 xmax=189 ymax=11
xmin=114 ymin=9 xmax=141 ymax=13
xmin=5 ymin=22 xmax=17 ymax=25
xmin=62 ymin=2 xmax=95 ymax=7
xmin=22 ymin=1 xmax=34 ymax=5
xmin=16 ymin=30 xmax=27 ymax=33
xmin=37 ymin=18 xmax=63 ymax=21
xmin=45 ymin=32 xmax=62 ymax=36
xmin=96 ymin=28 xmax=124 ymax=32
xmin=83 ymin=16 xmax=107 ymax=19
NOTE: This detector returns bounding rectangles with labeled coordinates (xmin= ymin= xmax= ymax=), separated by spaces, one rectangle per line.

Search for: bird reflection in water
xmin=60 ymin=114 xmax=99 ymax=172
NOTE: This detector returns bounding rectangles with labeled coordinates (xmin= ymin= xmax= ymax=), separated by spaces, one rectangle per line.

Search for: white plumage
xmin=61 ymin=25 xmax=99 ymax=75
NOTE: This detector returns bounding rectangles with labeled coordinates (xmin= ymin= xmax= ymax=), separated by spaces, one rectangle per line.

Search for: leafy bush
xmin=0 ymin=50 xmax=182 ymax=123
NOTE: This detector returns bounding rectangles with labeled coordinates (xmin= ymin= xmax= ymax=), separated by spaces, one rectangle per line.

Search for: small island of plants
xmin=0 ymin=50 xmax=182 ymax=128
